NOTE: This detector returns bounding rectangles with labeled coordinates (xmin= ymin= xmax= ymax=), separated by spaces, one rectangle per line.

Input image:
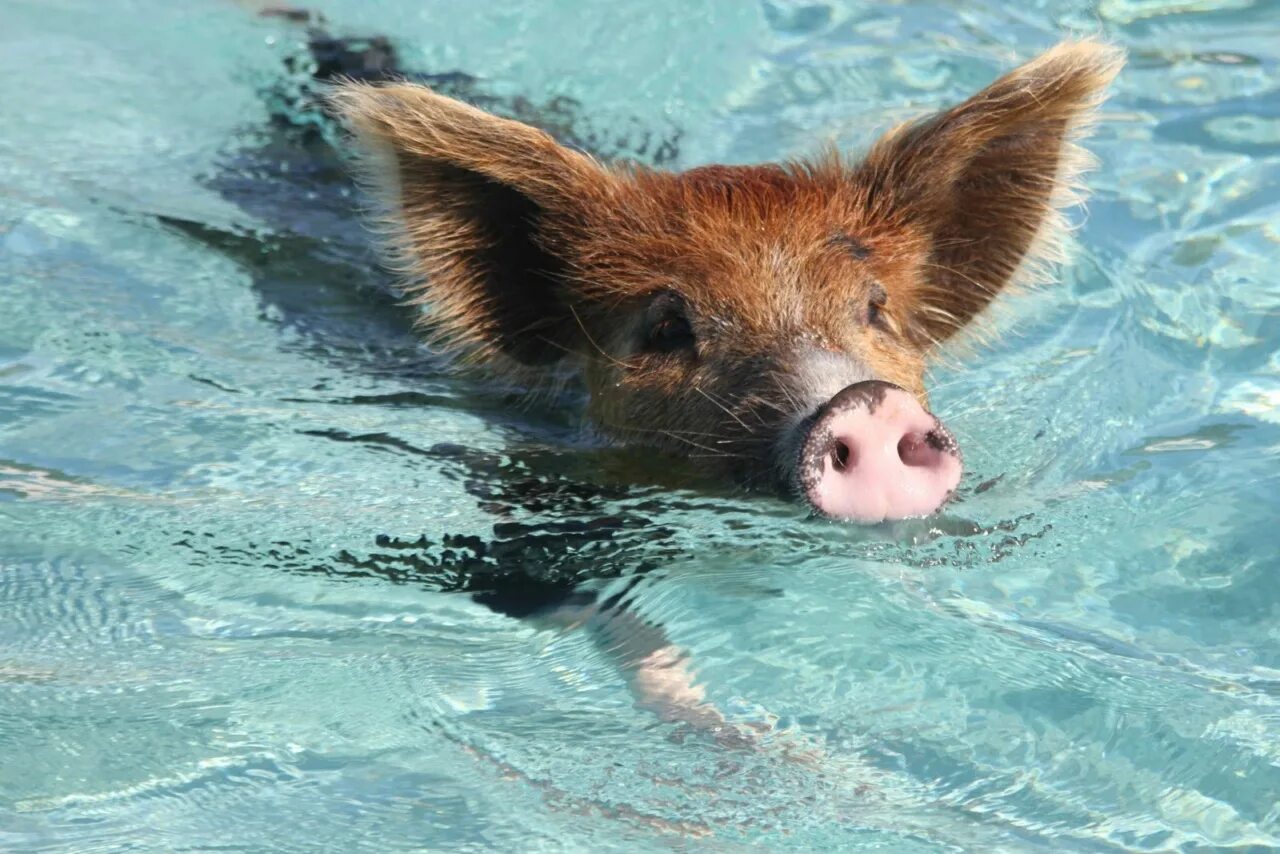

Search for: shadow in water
xmin=151 ymin=19 xmax=698 ymax=609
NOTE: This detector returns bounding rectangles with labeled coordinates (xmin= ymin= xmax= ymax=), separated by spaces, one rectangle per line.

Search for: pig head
xmin=329 ymin=40 xmax=1122 ymax=522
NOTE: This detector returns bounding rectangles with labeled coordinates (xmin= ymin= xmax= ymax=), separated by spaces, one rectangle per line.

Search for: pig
xmin=228 ymin=36 xmax=1131 ymax=752
xmin=327 ymin=40 xmax=1122 ymax=524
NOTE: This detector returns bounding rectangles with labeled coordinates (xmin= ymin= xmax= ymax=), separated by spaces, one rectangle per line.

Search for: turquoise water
xmin=2 ymin=0 xmax=1279 ymax=849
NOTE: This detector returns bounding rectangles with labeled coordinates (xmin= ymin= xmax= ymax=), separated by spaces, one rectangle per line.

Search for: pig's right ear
xmin=328 ymin=83 xmax=609 ymax=366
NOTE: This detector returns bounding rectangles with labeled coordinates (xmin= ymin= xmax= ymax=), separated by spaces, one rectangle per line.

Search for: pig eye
xmin=640 ymin=291 xmax=696 ymax=356
xmin=866 ymin=284 xmax=889 ymax=329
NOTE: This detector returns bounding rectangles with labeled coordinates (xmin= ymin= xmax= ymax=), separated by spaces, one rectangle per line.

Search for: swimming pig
xmin=329 ymin=40 xmax=1122 ymax=523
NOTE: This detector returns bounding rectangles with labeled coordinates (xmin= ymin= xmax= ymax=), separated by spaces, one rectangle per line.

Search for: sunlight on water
xmin=2 ymin=0 xmax=1279 ymax=850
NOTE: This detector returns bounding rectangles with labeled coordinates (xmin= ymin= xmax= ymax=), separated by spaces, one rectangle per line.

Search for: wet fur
xmin=328 ymin=40 xmax=1123 ymax=492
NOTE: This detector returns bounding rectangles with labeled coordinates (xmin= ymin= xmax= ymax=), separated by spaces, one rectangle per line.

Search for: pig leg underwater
xmin=178 ymin=12 xmax=739 ymax=741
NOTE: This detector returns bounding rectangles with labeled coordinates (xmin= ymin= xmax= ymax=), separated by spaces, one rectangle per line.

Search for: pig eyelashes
xmin=829 ymin=231 xmax=872 ymax=260
xmin=639 ymin=290 xmax=697 ymax=356
xmin=866 ymin=284 xmax=889 ymax=329
xmin=828 ymin=231 xmax=890 ymax=330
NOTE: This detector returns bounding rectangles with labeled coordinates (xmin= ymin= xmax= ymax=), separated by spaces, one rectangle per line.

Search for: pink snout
xmin=797 ymin=381 xmax=962 ymax=523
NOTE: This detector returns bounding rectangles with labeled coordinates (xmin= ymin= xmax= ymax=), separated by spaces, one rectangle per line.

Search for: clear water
xmin=2 ymin=0 xmax=1279 ymax=850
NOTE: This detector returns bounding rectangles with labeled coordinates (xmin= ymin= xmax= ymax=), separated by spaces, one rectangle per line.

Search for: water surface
xmin=2 ymin=0 xmax=1279 ymax=850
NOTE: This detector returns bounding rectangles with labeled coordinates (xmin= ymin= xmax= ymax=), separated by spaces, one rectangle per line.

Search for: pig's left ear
xmin=327 ymin=83 xmax=611 ymax=366
xmin=857 ymin=40 xmax=1123 ymax=347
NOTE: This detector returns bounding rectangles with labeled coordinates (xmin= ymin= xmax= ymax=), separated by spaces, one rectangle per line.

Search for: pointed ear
xmin=327 ymin=83 xmax=610 ymax=365
xmin=857 ymin=40 xmax=1124 ymax=347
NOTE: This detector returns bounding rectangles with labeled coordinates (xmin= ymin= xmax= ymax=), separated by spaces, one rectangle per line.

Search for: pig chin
xmin=769 ymin=374 xmax=964 ymax=524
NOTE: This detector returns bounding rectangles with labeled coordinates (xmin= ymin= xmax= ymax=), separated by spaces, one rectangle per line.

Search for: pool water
xmin=2 ymin=0 xmax=1279 ymax=850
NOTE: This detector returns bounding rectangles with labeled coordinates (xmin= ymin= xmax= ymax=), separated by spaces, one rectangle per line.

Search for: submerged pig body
xmin=331 ymin=41 xmax=1122 ymax=522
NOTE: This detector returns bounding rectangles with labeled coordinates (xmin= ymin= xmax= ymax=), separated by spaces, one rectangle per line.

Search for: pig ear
xmin=327 ymin=83 xmax=609 ymax=365
xmin=857 ymin=40 xmax=1123 ymax=347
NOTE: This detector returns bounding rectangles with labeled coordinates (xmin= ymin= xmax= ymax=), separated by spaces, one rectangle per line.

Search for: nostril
xmin=898 ymin=431 xmax=941 ymax=468
xmin=831 ymin=438 xmax=853 ymax=472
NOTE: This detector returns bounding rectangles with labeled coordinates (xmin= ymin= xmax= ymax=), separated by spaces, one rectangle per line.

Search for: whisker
xmin=660 ymin=433 xmax=733 ymax=456
xmin=694 ymin=386 xmax=752 ymax=433
xmin=567 ymin=305 xmax=631 ymax=371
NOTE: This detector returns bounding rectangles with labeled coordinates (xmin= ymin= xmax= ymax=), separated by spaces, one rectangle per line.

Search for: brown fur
xmin=329 ymin=40 xmax=1123 ymax=490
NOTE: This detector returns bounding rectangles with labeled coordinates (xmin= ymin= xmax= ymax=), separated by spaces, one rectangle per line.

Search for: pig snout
xmin=795 ymin=381 xmax=962 ymax=523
